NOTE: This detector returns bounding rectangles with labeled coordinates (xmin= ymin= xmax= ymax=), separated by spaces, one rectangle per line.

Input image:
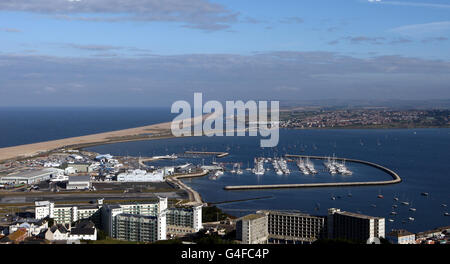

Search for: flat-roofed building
xmin=115 ymin=213 xmax=165 ymax=242
xmin=236 ymin=213 xmax=268 ymax=244
xmin=0 ymin=168 xmax=63 ymax=185
xmin=69 ymin=163 xmax=91 ymax=173
xmin=387 ymin=229 xmax=415 ymax=244
xmin=327 ymin=208 xmax=385 ymax=243
xmin=117 ymin=169 xmax=164 ymax=182
xmin=66 ymin=175 xmax=91 ymax=190
xmin=101 ymin=197 xmax=168 ymax=242
xmin=166 ymin=205 xmax=202 ymax=236
xmin=259 ymin=210 xmax=326 ymax=244
xmin=35 ymin=199 xmax=102 ymax=225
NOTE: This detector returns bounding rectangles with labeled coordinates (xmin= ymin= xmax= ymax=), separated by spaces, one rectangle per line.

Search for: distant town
xmin=280 ymin=109 xmax=450 ymax=129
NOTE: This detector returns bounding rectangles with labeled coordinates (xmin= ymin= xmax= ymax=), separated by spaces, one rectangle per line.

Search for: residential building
xmin=327 ymin=208 xmax=385 ymax=242
xmin=387 ymin=229 xmax=416 ymax=244
xmin=166 ymin=205 xmax=203 ymax=236
xmin=9 ymin=219 xmax=48 ymax=237
xmin=69 ymin=220 xmax=97 ymax=241
xmin=258 ymin=210 xmax=326 ymax=244
xmin=115 ymin=214 xmax=164 ymax=242
xmin=236 ymin=213 xmax=268 ymax=244
xmin=35 ymin=199 xmax=102 ymax=224
xmin=101 ymin=197 xmax=168 ymax=242
xmin=0 ymin=228 xmax=28 ymax=244
xmin=45 ymin=224 xmax=69 ymax=241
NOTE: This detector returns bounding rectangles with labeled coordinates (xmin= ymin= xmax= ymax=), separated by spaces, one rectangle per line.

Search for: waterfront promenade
xmin=224 ymin=154 xmax=401 ymax=190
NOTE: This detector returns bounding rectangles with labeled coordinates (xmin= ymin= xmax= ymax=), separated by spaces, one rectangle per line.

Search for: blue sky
xmin=0 ymin=0 xmax=449 ymax=106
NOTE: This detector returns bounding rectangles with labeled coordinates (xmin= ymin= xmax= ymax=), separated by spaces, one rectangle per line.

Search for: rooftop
xmin=68 ymin=175 xmax=91 ymax=182
xmin=388 ymin=229 xmax=414 ymax=237
xmin=331 ymin=209 xmax=383 ymax=220
xmin=239 ymin=213 xmax=267 ymax=221
xmin=257 ymin=210 xmax=321 ymax=218
xmin=2 ymin=168 xmax=61 ymax=179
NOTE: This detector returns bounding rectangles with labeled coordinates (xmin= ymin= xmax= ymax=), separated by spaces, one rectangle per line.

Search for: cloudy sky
xmin=0 ymin=0 xmax=449 ymax=106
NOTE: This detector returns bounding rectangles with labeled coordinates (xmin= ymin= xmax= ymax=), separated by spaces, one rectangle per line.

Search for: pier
xmin=184 ymin=151 xmax=229 ymax=158
xmin=224 ymin=154 xmax=401 ymax=190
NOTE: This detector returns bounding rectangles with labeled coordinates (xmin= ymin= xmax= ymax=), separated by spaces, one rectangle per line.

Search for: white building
xmin=166 ymin=205 xmax=203 ymax=236
xmin=35 ymin=200 xmax=102 ymax=224
xmin=66 ymin=175 xmax=91 ymax=190
xmin=101 ymin=197 xmax=168 ymax=242
xmin=387 ymin=229 xmax=416 ymax=244
xmin=328 ymin=208 xmax=385 ymax=242
xmin=236 ymin=214 xmax=269 ymax=244
xmin=64 ymin=167 xmax=76 ymax=175
xmin=50 ymin=174 xmax=69 ymax=182
xmin=45 ymin=224 xmax=69 ymax=241
xmin=0 ymin=168 xmax=63 ymax=185
xmin=68 ymin=220 xmax=97 ymax=241
xmin=35 ymin=201 xmax=55 ymax=220
xmin=117 ymin=169 xmax=164 ymax=182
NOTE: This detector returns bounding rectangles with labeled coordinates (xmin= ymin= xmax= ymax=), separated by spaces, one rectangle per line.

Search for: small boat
xmin=371 ymin=204 xmax=377 ymax=208
xmin=401 ymin=201 xmax=410 ymax=206
xmin=347 ymin=192 xmax=353 ymax=197
xmin=421 ymin=192 xmax=429 ymax=196
xmin=441 ymin=204 xmax=447 ymax=207
xmin=388 ymin=219 xmax=394 ymax=222
xmin=377 ymin=195 xmax=384 ymax=199
xmin=392 ymin=205 xmax=398 ymax=208
xmin=444 ymin=212 xmax=449 ymax=216
xmin=390 ymin=211 xmax=398 ymax=215
xmin=409 ymin=208 xmax=416 ymax=212
xmin=331 ymin=196 xmax=336 ymax=200
xmin=408 ymin=217 xmax=415 ymax=221
xmin=394 ymin=197 xmax=399 ymax=201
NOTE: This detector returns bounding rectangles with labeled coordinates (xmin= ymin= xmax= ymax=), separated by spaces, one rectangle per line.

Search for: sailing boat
xmin=377 ymin=190 xmax=384 ymax=199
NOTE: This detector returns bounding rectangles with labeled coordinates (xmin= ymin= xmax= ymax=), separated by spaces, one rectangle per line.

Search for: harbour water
xmin=86 ymin=128 xmax=450 ymax=233
xmin=0 ymin=107 xmax=448 ymax=233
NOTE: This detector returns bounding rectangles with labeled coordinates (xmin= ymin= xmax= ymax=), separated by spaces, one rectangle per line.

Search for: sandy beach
xmin=0 ymin=114 xmax=208 ymax=163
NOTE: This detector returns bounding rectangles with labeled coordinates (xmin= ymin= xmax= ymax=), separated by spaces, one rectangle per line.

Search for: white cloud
xmin=390 ymin=21 xmax=450 ymax=36
xmin=0 ymin=0 xmax=238 ymax=31
xmin=368 ymin=0 xmax=450 ymax=9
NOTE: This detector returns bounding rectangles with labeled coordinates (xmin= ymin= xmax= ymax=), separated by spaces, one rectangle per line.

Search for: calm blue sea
xmin=87 ymin=129 xmax=450 ymax=233
xmin=0 ymin=107 xmax=174 ymax=148
xmin=0 ymin=107 xmax=448 ymax=233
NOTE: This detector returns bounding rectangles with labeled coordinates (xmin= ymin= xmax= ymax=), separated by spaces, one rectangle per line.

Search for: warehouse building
xmin=66 ymin=175 xmax=91 ymax=190
xmin=0 ymin=168 xmax=63 ymax=185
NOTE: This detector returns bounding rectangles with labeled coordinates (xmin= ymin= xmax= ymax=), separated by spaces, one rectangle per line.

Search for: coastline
xmin=0 ymin=114 xmax=210 ymax=163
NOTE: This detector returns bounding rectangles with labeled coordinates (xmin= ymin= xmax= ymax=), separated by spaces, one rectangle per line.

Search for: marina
xmin=84 ymin=128 xmax=450 ymax=233
xmin=224 ymin=154 xmax=401 ymax=190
